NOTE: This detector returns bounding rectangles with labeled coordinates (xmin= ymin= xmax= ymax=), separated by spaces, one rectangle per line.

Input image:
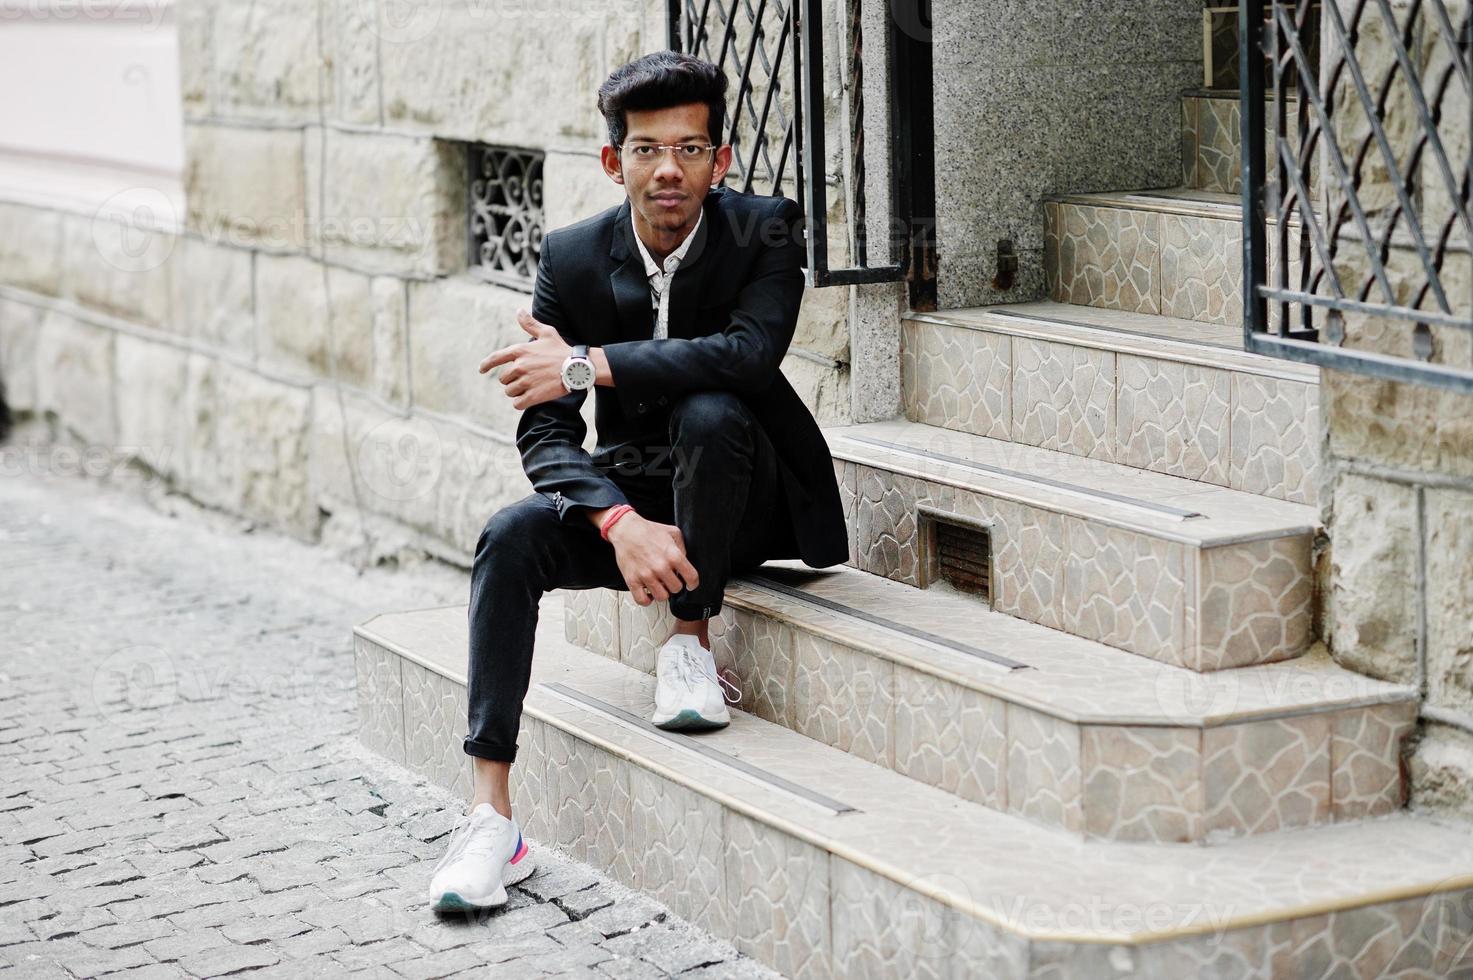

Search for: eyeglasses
xmin=618 ymin=142 xmax=717 ymax=168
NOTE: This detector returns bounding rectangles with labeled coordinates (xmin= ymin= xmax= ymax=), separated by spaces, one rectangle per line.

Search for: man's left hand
xmin=479 ymin=308 xmax=573 ymax=410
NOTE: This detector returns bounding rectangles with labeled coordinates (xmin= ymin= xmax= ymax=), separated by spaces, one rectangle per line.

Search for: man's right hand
xmin=590 ymin=508 xmax=699 ymax=605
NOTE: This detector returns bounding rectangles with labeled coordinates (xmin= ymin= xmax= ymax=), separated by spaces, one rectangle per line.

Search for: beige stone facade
xmin=0 ymin=0 xmax=866 ymax=565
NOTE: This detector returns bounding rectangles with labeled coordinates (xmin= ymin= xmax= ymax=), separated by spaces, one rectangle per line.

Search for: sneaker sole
xmin=430 ymin=839 xmax=537 ymax=912
xmin=652 ymin=708 xmax=730 ymax=731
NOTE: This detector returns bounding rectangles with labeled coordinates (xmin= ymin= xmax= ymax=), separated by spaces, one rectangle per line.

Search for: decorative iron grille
xmin=467 ymin=144 xmax=544 ymax=289
xmin=668 ymin=0 xmax=925 ymax=288
xmin=1242 ymin=0 xmax=1473 ymax=391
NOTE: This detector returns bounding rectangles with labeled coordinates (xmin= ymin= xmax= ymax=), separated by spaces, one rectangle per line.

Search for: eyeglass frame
xmin=615 ymin=140 xmax=720 ymax=168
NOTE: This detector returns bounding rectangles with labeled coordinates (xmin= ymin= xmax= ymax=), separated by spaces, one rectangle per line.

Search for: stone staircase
xmin=353 ymin=84 xmax=1473 ymax=976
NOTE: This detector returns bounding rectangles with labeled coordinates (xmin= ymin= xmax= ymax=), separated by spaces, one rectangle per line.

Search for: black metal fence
xmin=1242 ymin=0 xmax=1473 ymax=392
xmin=668 ymin=0 xmax=932 ymax=292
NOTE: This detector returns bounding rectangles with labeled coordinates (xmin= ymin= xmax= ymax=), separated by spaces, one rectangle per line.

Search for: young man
xmin=428 ymin=50 xmax=848 ymax=913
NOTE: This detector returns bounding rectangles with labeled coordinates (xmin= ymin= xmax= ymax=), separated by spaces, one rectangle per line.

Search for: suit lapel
xmin=609 ymin=197 xmax=654 ymax=341
xmin=607 ymin=190 xmax=722 ymax=342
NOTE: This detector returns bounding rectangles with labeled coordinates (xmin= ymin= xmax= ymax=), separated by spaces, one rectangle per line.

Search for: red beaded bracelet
xmin=599 ymin=504 xmax=634 ymax=541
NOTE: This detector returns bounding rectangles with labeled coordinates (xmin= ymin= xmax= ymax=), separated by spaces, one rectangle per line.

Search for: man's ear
xmin=599 ymin=144 xmax=625 ymax=186
xmin=710 ymin=144 xmax=732 ymax=187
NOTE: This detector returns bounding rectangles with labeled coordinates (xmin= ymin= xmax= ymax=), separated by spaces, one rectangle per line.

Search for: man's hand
xmin=603 ymin=511 xmax=700 ymax=606
xmin=479 ymin=308 xmax=573 ymax=410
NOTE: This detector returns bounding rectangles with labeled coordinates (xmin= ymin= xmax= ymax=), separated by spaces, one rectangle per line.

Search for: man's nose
xmin=654 ymin=153 xmax=684 ymax=181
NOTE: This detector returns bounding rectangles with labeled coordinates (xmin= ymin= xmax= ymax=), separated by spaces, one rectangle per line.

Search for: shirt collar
xmin=631 ymin=205 xmax=703 ymax=278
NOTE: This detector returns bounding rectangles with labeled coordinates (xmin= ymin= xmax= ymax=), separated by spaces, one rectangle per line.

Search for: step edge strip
xmin=739 ymin=573 xmax=1027 ymax=673
xmin=357 ymin=626 xmax=1473 ymax=946
xmin=836 ymin=434 xmax=1204 ymax=522
xmin=718 ymin=587 xmax=1420 ymax=728
xmin=831 ymin=438 xmax=1316 ymax=547
xmin=536 ymin=681 xmax=858 ymax=816
xmin=904 ymin=309 xmax=1320 ymax=383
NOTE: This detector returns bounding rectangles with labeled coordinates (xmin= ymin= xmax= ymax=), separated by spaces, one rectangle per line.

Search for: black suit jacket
xmin=514 ymin=184 xmax=849 ymax=569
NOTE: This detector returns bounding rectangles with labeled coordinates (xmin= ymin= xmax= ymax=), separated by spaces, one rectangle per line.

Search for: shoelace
xmin=432 ymin=810 xmax=509 ymax=875
xmin=432 ymin=814 xmax=473 ymax=876
xmin=673 ymin=646 xmax=743 ymax=705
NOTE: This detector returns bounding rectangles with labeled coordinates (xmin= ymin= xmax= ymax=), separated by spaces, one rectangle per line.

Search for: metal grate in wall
xmin=925 ymin=514 xmax=992 ymax=601
xmin=467 ymin=144 xmax=544 ymax=289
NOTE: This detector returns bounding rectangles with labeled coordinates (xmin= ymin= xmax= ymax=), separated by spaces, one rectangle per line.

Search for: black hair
xmin=597 ymin=51 xmax=728 ymax=149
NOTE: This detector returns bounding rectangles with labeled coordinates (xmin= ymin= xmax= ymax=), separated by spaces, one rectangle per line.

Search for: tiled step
xmin=1044 ymin=187 xmax=1301 ymax=329
xmin=563 ymin=560 xmax=1416 ymax=843
xmin=355 ymin=601 xmax=1473 ymax=979
xmin=900 ymin=301 xmax=1321 ymax=504
xmin=824 ymin=418 xmax=1317 ymax=671
xmin=1182 ymin=89 xmax=1305 ymax=196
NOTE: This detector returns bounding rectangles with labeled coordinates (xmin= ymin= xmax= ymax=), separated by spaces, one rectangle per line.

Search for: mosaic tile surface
xmin=1046 ymin=201 xmax=1162 ymax=314
xmin=628 ymin=766 xmax=728 ymax=937
xmin=725 ymin=810 xmax=834 ymax=979
xmin=830 ymin=858 xmax=1029 ymax=979
xmin=1081 ymin=724 xmax=1203 ymax=842
xmin=1195 ymin=535 xmax=1314 ymax=671
xmin=402 ymin=659 xmax=470 ymax=800
xmin=1330 ymin=702 xmax=1416 ymax=821
xmin=893 ymin=667 xmax=1008 ymax=810
xmin=1116 ymin=354 xmax=1231 ymax=483
xmin=1160 ymin=212 xmax=1242 ymax=325
xmin=1062 ymin=517 xmax=1186 ymax=663
xmin=1204 ymin=714 xmax=1331 ymax=837
xmin=902 ymin=318 xmax=1012 ymax=439
xmin=561 ymin=586 xmax=619 ymax=659
xmin=354 ymin=636 xmax=404 ymax=766
xmin=1006 ymin=705 xmax=1083 ymax=834
xmin=898 ymin=309 xmax=1319 ymax=503
xmin=1011 ymin=337 xmax=1116 ymax=460
xmin=1230 ymin=373 xmax=1321 ymax=505
xmin=357 ymin=606 xmax=1473 ymax=978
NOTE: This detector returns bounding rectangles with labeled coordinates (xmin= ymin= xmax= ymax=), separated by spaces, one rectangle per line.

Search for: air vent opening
xmin=919 ymin=508 xmax=992 ymax=604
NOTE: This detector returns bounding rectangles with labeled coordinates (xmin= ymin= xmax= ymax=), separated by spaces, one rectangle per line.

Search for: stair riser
xmin=559 ymin=595 xmax=1413 ymax=843
xmin=1044 ymin=200 xmax=1300 ymax=328
xmin=1182 ymin=94 xmax=1311 ymax=197
xmin=900 ymin=318 xmax=1321 ymax=504
xmin=837 ymin=460 xmax=1313 ymax=671
xmin=356 ymin=633 xmax=1473 ymax=980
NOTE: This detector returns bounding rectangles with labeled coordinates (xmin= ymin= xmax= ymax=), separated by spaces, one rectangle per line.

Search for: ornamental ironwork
xmin=1242 ymin=0 xmax=1473 ymax=391
xmin=467 ymin=144 xmax=544 ymax=289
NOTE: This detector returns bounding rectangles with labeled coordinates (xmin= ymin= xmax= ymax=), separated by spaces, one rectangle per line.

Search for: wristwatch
xmin=560 ymin=343 xmax=594 ymax=392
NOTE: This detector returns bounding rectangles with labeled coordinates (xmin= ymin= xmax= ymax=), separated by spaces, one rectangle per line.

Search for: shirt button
xmin=637 ymin=402 xmax=648 ymax=414
xmin=657 ymin=395 xmax=668 ymax=406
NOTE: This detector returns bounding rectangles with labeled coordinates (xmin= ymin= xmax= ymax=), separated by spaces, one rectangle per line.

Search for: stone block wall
xmin=0 ymin=0 xmax=865 ymax=565
xmin=1318 ymin=0 xmax=1473 ymax=818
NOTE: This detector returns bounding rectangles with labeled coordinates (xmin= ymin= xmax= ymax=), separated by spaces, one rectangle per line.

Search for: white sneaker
xmin=428 ymin=802 xmax=535 ymax=912
xmin=650 ymin=633 xmax=740 ymax=730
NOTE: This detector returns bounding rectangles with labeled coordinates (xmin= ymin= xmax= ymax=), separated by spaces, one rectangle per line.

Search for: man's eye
xmin=679 ymin=145 xmax=705 ymax=157
xmin=631 ymin=146 xmax=656 ymax=156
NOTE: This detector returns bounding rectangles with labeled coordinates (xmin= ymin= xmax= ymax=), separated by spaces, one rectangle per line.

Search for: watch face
xmin=563 ymin=360 xmax=594 ymax=389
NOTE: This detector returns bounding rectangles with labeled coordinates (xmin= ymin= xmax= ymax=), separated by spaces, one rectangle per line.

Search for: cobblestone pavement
xmin=0 ymin=471 xmax=784 ymax=979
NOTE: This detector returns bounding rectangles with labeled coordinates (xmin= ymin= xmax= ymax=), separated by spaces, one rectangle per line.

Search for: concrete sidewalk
xmin=0 ymin=471 xmax=781 ymax=979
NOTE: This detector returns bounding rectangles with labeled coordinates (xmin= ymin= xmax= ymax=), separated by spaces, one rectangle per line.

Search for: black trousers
xmin=464 ymin=389 xmax=800 ymax=763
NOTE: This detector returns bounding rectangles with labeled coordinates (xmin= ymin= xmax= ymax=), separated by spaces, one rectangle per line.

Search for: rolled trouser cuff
xmin=463 ymin=736 xmax=517 ymax=763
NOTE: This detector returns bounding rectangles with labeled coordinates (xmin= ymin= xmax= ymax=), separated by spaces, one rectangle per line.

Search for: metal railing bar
xmin=1257 ymin=284 xmax=1473 ymax=329
xmin=1273 ymin=3 xmax=1402 ymax=307
xmin=1315 ymin=1 xmax=1451 ymax=313
xmin=1370 ymin=0 xmax=1473 ymax=246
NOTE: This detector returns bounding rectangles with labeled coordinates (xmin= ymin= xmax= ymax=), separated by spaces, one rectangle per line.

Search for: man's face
xmin=602 ymin=102 xmax=732 ymax=239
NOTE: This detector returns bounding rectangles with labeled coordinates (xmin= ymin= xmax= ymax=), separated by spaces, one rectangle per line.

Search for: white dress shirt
xmin=631 ymin=206 xmax=703 ymax=339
